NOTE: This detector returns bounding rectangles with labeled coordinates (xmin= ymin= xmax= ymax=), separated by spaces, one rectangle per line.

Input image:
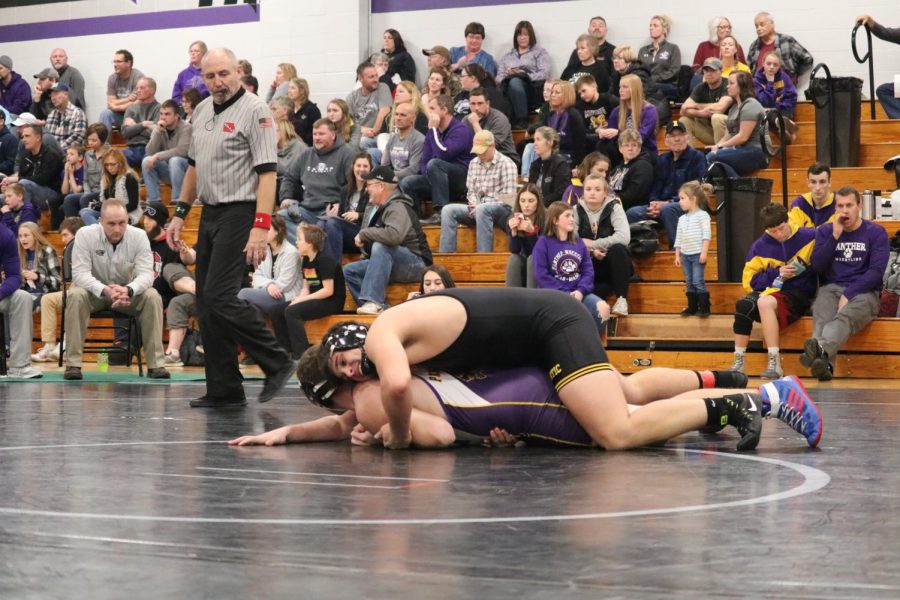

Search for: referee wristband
xmin=253 ymin=212 xmax=272 ymax=230
xmin=174 ymin=201 xmax=193 ymax=220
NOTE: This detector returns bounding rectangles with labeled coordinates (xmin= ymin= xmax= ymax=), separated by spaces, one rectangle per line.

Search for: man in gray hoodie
xmin=343 ymin=165 xmax=432 ymax=314
xmin=278 ymin=118 xmax=355 ymax=244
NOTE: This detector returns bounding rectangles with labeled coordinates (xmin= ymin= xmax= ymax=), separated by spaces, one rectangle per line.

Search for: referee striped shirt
xmin=188 ymin=88 xmax=278 ymax=205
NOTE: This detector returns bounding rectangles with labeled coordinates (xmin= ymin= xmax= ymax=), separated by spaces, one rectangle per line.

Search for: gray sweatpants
xmin=0 ymin=289 xmax=34 ymax=369
xmin=812 ymin=283 xmax=880 ymax=361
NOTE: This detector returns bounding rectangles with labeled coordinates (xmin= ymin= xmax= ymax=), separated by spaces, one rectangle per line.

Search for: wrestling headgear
xmin=322 ymin=322 xmax=377 ymax=378
xmin=299 ymin=377 xmax=342 ymax=411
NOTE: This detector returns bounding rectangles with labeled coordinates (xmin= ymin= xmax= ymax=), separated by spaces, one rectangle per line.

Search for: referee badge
xmin=223 ymin=122 xmax=236 ymax=133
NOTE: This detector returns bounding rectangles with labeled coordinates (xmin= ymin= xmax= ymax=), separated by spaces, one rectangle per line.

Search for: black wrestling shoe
xmin=258 ymin=359 xmax=297 ymax=403
xmin=713 ymin=370 xmax=749 ymax=389
xmin=721 ymin=393 xmax=763 ymax=451
xmin=189 ymin=395 xmax=247 ymax=408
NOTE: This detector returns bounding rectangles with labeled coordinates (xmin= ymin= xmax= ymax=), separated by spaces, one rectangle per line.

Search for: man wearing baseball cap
xmin=45 ymin=82 xmax=86 ymax=151
xmin=678 ymin=57 xmax=733 ymax=146
xmin=0 ymin=56 xmax=32 ymax=117
xmin=422 ymin=46 xmax=461 ymax=96
xmin=630 ymin=120 xmax=707 ymax=249
xmin=30 ymin=67 xmax=59 ymax=122
xmin=343 ymin=165 xmax=432 ymax=315
xmin=440 ymin=130 xmax=516 ymax=253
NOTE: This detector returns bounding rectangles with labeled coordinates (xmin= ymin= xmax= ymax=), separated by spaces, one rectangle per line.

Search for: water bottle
xmin=862 ymin=190 xmax=876 ymax=220
xmin=772 ymin=276 xmax=784 ymax=290
xmin=97 ymin=350 xmax=108 ymax=373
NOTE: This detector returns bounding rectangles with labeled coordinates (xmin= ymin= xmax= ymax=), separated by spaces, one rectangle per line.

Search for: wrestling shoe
xmin=712 ymin=369 xmax=749 ymax=389
xmin=800 ymin=338 xmax=833 ymax=381
xmin=729 ymin=352 xmax=745 ymax=374
xmin=721 ymin=393 xmax=763 ymax=451
xmin=760 ymin=376 xmax=823 ymax=448
xmin=760 ymin=352 xmax=783 ymax=380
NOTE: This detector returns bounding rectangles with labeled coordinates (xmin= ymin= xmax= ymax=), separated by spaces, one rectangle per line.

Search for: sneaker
xmin=420 ymin=213 xmax=442 ymax=226
xmin=6 ymin=366 xmax=43 ymax=379
xmin=64 ymin=366 xmax=83 ymax=380
xmin=31 ymin=343 xmax=54 ymax=363
xmin=164 ymin=351 xmax=183 ymax=367
xmin=712 ymin=369 xmax=749 ymax=389
xmin=760 ymin=376 xmax=823 ymax=448
xmin=356 ymin=301 xmax=384 ymax=315
xmin=800 ymin=338 xmax=832 ymax=381
xmin=760 ymin=352 xmax=783 ymax=380
xmin=729 ymin=352 xmax=745 ymax=374
xmin=49 ymin=342 xmax=61 ymax=360
xmin=611 ymin=297 xmax=629 ymax=316
xmin=721 ymin=393 xmax=763 ymax=451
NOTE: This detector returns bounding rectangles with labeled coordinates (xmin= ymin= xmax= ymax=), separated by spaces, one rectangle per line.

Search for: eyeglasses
xmin=717 ymin=25 xmax=732 ymax=30
xmin=103 ymin=162 xmax=119 ymax=167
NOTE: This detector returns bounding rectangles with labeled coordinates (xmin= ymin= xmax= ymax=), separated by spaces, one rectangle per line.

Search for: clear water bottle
xmin=97 ymin=350 xmax=108 ymax=373
xmin=772 ymin=276 xmax=784 ymax=290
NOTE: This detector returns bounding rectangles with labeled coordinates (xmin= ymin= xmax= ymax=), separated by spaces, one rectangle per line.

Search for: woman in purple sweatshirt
xmin=753 ymin=51 xmax=798 ymax=120
xmin=596 ymin=74 xmax=659 ymax=166
xmin=532 ymin=201 xmax=609 ymax=333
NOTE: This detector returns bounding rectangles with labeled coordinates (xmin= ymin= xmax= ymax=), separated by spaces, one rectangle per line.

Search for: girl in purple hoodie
xmin=532 ymin=201 xmax=609 ymax=332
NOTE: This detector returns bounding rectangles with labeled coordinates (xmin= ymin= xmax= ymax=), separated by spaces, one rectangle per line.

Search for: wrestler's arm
xmin=364 ymin=327 xmax=415 ymax=448
xmin=228 ymin=411 xmax=358 ymax=446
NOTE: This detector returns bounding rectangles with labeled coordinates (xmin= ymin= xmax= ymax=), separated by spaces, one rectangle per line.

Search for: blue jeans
xmin=681 ymin=253 xmax=707 ymax=293
xmin=63 ymin=191 xmax=99 ymax=217
xmin=237 ymin=287 xmax=289 ymax=317
xmin=520 ymin=142 xmax=536 ymax=178
xmin=359 ymin=135 xmax=383 ymax=165
xmin=18 ymin=179 xmax=59 ymax=211
xmin=319 ymin=216 xmax=361 ymax=262
xmin=399 ymin=159 xmax=468 ymax=211
xmin=99 ymin=108 xmax=124 ymax=131
xmin=505 ymin=77 xmax=530 ymax=121
xmin=123 ymin=145 xmax=146 ymax=169
xmin=579 ymin=291 xmax=607 ymax=335
xmin=278 ymin=203 xmax=326 ymax=245
xmin=343 ymin=242 xmax=426 ymax=307
xmin=706 ymin=146 xmax=768 ymax=177
xmin=79 ymin=207 xmax=100 ymax=225
xmin=876 ymin=83 xmax=900 ymax=119
xmin=142 ymin=155 xmax=188 ymax=202
xmin=439 ymin=202 xmax=511 ymax=252
xmin=626 ymin=201 xmax=683 ymax=250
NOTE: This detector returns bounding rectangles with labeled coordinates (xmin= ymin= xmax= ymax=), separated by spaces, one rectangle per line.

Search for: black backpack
xmin=179 ymin=328 xmax=205 ymax=367
xmin=627 ymin=220 xmax=660 ymax=258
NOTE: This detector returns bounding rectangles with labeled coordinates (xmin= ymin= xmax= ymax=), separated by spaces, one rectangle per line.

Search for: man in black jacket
xmin=0 ymin=111 xmax=17 ymax=177
xmin=0 ymin=123 xmax=62 ymax=210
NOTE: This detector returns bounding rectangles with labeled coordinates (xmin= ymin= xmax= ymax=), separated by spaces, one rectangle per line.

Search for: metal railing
xmin=851 ymin=21 xmax=877 ymax=120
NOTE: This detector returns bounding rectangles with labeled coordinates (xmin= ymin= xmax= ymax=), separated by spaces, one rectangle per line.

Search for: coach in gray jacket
xmin=64 ymin=199 xmax=169 ymax=380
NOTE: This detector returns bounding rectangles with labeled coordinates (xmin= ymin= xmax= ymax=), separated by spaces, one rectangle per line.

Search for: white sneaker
xmin=164 ymin=351 xmax=184 ymax=367
xmin=611 ymin=297 xmax=629 ymax=316
xmin=49 ymin=342 xmax=61 ymax=360
xmin=356 ymin=301 xmax=384 ymax=315
xmin=31 ymin=343 xmax=54 ymax=362
xmin=730 ymin=352 xmax=745 ymax=373
xmin=7 ymin=366 xmax=43 ymax=379
xmin=760 ymin=352 xmax=783 ymax=380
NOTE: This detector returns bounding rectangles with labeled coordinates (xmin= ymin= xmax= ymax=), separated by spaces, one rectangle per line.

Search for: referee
xmin=167 ymin=48 xmax=295 ymax=407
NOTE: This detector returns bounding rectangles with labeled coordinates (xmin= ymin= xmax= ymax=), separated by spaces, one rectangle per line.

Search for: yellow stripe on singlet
xmin=444 ymin=401 xmax=569 ymax=410
xmin=554 ymin=362 xmax=614 ymax=392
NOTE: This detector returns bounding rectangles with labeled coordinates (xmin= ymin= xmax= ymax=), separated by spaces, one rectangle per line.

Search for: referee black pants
xmin=195 ymin=202 xmax=290 ymax=399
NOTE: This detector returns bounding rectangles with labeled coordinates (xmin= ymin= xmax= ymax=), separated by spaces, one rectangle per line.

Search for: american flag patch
xmin=258 ymin=116 xmax=273 ymax=129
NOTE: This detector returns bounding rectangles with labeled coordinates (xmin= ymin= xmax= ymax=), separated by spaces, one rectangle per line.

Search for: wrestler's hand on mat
xmin=350 ymin=424 xmax=379 ymax=446
xmin=228 ymin=427 xmax=289 ymax=447
xmin=482 ymin=427 xmax=520 ymax=448
xmin=375 ymin=424 xmax=412 ymax=449
xmin=244 ymin=227 xmax=269 ymax=267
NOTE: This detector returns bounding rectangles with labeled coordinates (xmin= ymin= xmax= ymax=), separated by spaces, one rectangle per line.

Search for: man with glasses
xmin=99 ymin=50 xmax=144 ymax=131
xmin=342 ymin=165 xmax=431 ymax=315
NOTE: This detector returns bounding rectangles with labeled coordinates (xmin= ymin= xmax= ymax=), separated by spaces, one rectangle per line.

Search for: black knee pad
xmin=733 ymin=295 xmax=758 ymax=335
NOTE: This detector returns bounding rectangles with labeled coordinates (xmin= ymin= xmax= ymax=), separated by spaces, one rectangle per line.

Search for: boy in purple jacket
xmin=398 ymin=95 xmax=474 ymax=225
xmin=801 ymin=187 xmax=889 ymax=380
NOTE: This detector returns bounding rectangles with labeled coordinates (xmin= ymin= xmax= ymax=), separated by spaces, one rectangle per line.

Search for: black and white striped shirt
xmin=188 ymin=87 xmax=277 ymax=205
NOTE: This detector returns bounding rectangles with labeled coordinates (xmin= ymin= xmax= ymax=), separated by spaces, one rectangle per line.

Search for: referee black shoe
xmin=189 ymin=394 xmax=247 ymax=408
xmin=258 ymin=359 xmax=298 ymax=403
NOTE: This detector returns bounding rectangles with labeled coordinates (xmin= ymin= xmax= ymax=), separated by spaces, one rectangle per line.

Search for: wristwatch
xmin=126 ymin=286 xmax=134 ymax=298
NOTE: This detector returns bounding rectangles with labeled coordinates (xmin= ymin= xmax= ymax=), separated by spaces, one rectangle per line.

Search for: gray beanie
xmin=0 ymin=56 xmax=12 ymax=70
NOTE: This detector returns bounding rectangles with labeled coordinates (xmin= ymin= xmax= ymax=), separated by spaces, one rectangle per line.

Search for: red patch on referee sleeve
xmin=223 ymin=122 xmax=235 ymax=133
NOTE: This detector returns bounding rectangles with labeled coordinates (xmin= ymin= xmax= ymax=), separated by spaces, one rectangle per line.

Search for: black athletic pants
xmin=194 ymin=202 xmax=290 ymax=399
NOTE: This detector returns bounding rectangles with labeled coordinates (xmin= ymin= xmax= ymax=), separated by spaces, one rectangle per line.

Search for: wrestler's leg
xmin=618 ymin=368 xmax=749 ymax=405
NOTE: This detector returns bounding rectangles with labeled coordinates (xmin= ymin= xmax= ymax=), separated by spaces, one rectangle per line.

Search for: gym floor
xmin=0 ymin=375 xmax=897 ymax=598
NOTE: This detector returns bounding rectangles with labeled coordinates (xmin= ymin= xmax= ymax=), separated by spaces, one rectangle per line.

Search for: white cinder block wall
xmin=0 ymin=0 xmax=897 ymax=123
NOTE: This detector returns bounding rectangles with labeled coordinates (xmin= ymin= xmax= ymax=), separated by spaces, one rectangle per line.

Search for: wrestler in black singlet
xmin=420 ymin=288 xmax=612 ymax=391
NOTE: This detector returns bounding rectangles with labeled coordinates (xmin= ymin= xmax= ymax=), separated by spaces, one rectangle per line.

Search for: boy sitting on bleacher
xmin=730 ymin=203 xmax=816 ymax=379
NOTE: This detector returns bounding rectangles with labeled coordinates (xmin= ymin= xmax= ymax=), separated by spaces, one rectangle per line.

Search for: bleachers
xmin=31 ymin=100 xmax=900 ymax=378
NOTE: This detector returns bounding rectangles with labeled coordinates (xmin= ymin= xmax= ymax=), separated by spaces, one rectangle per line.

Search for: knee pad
xmin=733 ymin=296 xmax=757 ymax=335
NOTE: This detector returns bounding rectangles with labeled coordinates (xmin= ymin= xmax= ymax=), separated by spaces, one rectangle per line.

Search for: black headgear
xmin=300 ymin=378 xmax=343 ymax=411
xmin=322 ymin=322 xmax=378 ymax=378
